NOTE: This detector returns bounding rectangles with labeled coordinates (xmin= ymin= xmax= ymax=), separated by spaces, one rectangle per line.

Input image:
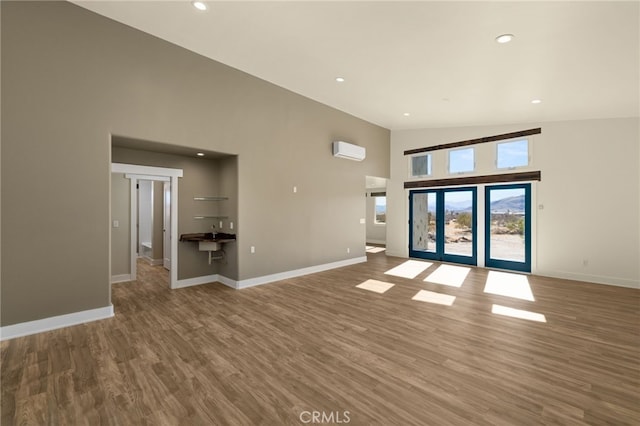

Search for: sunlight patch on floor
xmin=384 ymin=260 xmax=433 ymax=279
xmin=356 ymin=279 xmax=395 ymax=294
xmin=484 ymin=271 xmax=535 ymax=301
xmin=366 ymin=246 xmax=386 ymax=253
xmin=491 ymin=304 xmax=547 ymax=323
xmin=424 ymin=264 xmax=470 ymax=287
xmin=412 ymin=290 xmax=456 ymax=306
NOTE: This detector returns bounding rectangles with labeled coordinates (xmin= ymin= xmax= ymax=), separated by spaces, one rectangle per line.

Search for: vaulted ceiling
xmin=73 ymin=1 xmax=639 ymax=130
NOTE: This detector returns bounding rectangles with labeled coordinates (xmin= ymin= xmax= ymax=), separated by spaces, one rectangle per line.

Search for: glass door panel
xmin=444 ymin=190 xmax=474 ymax=257
xmin=411 ymin=191 xmax=437 ymax=254
xmin=485 ymin=184 xmax=531 ymax=272
xmin=410 ymin=188 xmax=476 ymax=265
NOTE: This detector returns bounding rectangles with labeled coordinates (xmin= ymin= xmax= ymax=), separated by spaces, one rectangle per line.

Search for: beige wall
xmin=0 ymin=1 xmax=389 ymax=326
xmin=388 ymin=117 xmax=640 ymax=288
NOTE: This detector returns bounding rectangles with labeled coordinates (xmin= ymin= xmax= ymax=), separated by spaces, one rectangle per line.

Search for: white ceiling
xmin=73 ymin=1 xmax=639 ymax=130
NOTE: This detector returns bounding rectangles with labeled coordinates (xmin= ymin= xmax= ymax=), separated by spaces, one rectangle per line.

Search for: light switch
xmin=113 ymin=220 xmax=119 ymax=228
xmin=230 ymin=221 xmax=234 ymax=230
xmin=359 ymin=218 xmax=365 ymax=224
xmin=251 ymin=246 xmax=255 ymax=253
xmin=293 ymin=186 xmax=297 ymax=193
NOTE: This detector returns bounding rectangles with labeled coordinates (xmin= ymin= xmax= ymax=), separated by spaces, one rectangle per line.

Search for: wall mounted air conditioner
xmin=332 ymin=141 xmax=366 ymax=161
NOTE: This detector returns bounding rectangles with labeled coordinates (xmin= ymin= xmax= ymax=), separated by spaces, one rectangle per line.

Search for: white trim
xmin=0 ymin=305 xmax=114 ymax=341
xmin=112 ymin=163 xmax=183 ymax=178
xmin=540 ymin=270 xmax=639 ymax=289
xmin=236 ymin=256 xmax=367 ymax=289
xmin=172 ymin=257 xmax=369 ymax=291
xmin=217 ymin=275 xmax=238 ymax=289
xmin=129 ymin=178 xmax=138 ymax=282
xmin=111 ymin=274 xmax=132 ymax=283
xmin=125 ymin=174 xmax=169 ymax=182
xmin=169 ymin=175 xmax=179 ymax=288
xmin=174 ymin=274 xmax=220 ymax=289
xmin=112 ymin=163 xmax=182 ymax=289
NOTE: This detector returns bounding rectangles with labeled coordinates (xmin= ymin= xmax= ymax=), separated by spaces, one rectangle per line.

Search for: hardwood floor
xmin=2 ymin=253 xmax=639 ymax=425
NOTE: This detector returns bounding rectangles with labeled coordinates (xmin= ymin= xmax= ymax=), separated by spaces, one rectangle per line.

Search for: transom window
xmin=449 ymin=148 xmax=475 ymax=174
xmin=410 ymin=154 xmax=432 ymax=177
xmin=497 ymin=139 xmax=529 ymax=169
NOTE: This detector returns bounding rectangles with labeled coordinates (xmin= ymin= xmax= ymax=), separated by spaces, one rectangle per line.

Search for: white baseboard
xmin=173 ymin=257 xmax=368 ymax=291
xmin=111 ymin=274 xmax=132 ymax=283
xmin=217 ymin=275 xmax=238 ymax=289
xmin=235 ymin=256 xmax=367 ymax=289
xmin=384 ymin=250 xmax=405 ymax=258
xmin=0 ymin=305 xmax=114 ymax=341
xmin=141 ymin=256 xmax=163 ymax=266
xmin=540 ymin=270 xmax=640 ymax=289
xmin=174 ymin=274 xmax=220 ymax=289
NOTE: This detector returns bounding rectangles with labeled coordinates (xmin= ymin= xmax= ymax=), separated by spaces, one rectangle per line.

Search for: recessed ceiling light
xmin=531 ymin=99 xmax=542 ymax=104
xmin=495 ymin=34 xmax=514 ymax=44
xmin=335 ymin=77 xmax=345 ymax=83
xmin=403 ymin=112 xmax=411 ymax=117
xmin=192 ymin=1 xmax=207 ymax=11
xmin=197 ymin=152 xmax=205 ymax=157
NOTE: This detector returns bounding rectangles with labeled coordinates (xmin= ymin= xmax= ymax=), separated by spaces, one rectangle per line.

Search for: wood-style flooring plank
xmin=2 ymin=252 xmax=639 ymax=425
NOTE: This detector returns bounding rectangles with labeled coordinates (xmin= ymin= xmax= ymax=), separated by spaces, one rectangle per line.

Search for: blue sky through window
xmin=449 ymin=148 xmax=474 ymax=174
xmin=497 ymin=139 xmax=528 ymax=168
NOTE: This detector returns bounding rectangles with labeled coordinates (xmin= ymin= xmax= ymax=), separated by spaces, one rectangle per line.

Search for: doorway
xmin=111 ymin=163 xmax=183 ymax=288
xmin=485 ymin=183 xmax=532 ymax=272
xmin=409 ymin=187 xmax=477 ymax=265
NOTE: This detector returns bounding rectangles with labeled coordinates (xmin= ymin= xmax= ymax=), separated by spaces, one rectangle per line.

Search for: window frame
xmin=448 ymin=147 xmax=475 ymax=175
xmin=372 ymin=194 xmax=387 ymax=225
xmin=495 ymin=138 xmax=530 ymax=170
xmin=409 ymin=153 xmax=432 ymax=178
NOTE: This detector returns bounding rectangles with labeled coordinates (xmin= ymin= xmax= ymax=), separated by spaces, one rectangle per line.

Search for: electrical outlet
xmin=347 ymin=248 xmax=350 ymax=254
xmin=113 ymin=220 xmax=119 ymax=228
xmin=293 ymin=186 xmax=297 ymax=193
xmin=230 ymin=222 xmax=234 ymax=230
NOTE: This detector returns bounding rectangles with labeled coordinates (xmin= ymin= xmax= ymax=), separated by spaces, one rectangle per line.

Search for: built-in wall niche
xmin=194 ymin=196 xmax=229 ymax=220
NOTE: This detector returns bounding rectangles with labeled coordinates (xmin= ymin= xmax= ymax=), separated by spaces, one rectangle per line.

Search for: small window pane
xmin=375 ymin=196 xmax=386 ymax=224
xmin=497 ymin=140 xmax=529 ymax=169
xmin=449 ymin=148 xmax=474 ymax=174
xmin=411 ymin=154 xmax=432 ymax=177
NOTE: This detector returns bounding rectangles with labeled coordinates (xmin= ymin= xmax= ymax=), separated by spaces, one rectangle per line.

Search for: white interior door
xmin=163 ymin=181 xmax=171 ymax=270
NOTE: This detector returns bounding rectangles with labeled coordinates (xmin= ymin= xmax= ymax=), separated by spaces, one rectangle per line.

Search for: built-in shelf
xmin=194 ymin=216 xmax=229 ymax=220
xmin=194 ymin=196 xmax=228 ymax=201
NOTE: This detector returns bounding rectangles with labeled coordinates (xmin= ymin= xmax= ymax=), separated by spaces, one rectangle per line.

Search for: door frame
xmin=484 ymin=183 xmax=532 ymax=273
xmin=163 ymin=181 xmax=172 ymax=270
xmin=409 ymin=186 xmax=478 ymax=266
xmin=111 ymin=163 xmax=183 ymax=289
